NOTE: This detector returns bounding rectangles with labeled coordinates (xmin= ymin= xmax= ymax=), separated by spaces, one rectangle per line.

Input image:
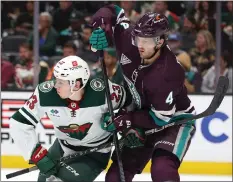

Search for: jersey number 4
xmin=120 ymin=22 xmax=129 ymax=29
xmin=26 ymin=94 xmax=38 ymax=110
xmin=166 ymin=91 xmax=173 ymax=105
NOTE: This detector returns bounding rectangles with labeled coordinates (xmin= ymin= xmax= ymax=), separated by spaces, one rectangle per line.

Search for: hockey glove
xmin=101 ymin=109 xmax=132 ymax=132
xmin=122 ymin=127 xmax=146 ymax=148
xmin=30 ymin=144 xmax=58 ymax=177
xmin=89 ymin=28 xmax=109 ymax=50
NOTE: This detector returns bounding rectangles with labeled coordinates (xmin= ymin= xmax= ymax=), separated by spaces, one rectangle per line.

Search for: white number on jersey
xmin=120 ymin=22 xmax=129 ymax=29
xmin=166 ymin=91 xmax=173 ymax=105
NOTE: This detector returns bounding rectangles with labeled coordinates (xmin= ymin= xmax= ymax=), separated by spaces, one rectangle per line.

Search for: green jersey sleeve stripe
xmin=149 ymin=110 xmax=169 ymax=126
xmin=20 ymin=108 xmax=39 ymax=125
xmin=11 ymin=111 xmax=36 ymax=126
xmin=149 ymin=110 xmax=196 ymax=126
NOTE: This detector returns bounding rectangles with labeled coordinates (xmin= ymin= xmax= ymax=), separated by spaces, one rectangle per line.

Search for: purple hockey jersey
xmin=92 ymin=5 xmax=196 ymax=129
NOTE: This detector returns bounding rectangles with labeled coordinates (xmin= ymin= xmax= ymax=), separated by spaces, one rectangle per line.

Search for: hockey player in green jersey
xmin=9 ymin=55 xmax=128 ymax=182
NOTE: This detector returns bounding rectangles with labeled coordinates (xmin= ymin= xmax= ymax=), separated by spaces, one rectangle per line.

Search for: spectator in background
xmin=167 ymin=32 xmax=202 ymax=93
xmin=140 ymin=2 xmax=153 ymax=15
xmin=179 ymin=12 xmax=198 ymax=52
xmin=189 ymin=30 xmax=216 ymax=76
xmin=222 ymin=1 xmax=233 ymax=40
xmin=1 ymin=59 xmax=15 ymax=89
xmin=91 ymin=47 xmax=124 ymax=85
xmin=152 ymin=1 xmax=180 ymax=30
xmin=201 ymin=51 xmax=232 ymax=93
xmin=80 ymin=24 xmax=93 ymax=51
xmin=28 ymin=12 xmax=58 ymax=57
xmin=14 ymin=1 xmax=34 ymax=36
xmin=46 ymin=41 xmax=77 ymax=80
xmin=63 ymin=41 xmax=78 ymax=57
xmin=120 ymin=1 xmax=140 ymax=24
xmin=15 ymin=43 xmax=49 ymax=90
xmin=194 ymin=1 xmax=216 ymax=30
xmin=15 ymin=43 xmax=34 ymax=89
xmin=1 ymin=3 xmax=15 ymax=36
xmin=52 ymin=1 xmax=74 ymax=33
xmin=78 ymin=24 xmax=98 ymax=65
xmin=59 ymin=10 xmax=85 ymax=49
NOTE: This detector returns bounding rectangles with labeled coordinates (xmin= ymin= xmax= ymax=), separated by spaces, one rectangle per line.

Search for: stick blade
xmin=206 ymin=76 xmax=229 ymax=115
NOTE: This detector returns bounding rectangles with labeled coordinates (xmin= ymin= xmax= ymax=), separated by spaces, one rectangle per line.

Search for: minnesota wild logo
xmin=39 ymin=80 xmax=54 ymax=93
xmin=90 ymin=78 xmax=105 ymax=91
xmin=57 ymin=123 xmax=92 ymax=140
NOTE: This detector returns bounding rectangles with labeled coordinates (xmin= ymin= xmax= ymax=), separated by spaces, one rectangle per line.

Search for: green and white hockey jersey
xmin=9 ymin=77 xmax=126 ymax=160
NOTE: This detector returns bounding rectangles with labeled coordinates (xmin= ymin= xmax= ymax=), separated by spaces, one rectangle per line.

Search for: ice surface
xmin=1 ymin=169 xmax=232 ymax=181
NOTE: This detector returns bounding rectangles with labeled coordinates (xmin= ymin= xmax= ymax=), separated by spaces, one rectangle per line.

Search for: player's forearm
xmin=9 ymin=114 xmax=38 ymax=160
xmin=130 ymin=109 xmax=195 ymax=129
xmin=130 ymin=110 xmax=160 ymax=129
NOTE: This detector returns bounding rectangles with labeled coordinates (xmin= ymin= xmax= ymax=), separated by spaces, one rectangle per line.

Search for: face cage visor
xmin=132 ymin=35 xmax=161 ymax=49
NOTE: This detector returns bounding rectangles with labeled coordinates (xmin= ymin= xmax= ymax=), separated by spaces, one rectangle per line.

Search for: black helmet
xmin=132 ymin=12 xmax=170 ymax=38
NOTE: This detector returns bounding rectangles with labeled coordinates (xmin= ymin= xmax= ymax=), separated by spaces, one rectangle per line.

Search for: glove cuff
xmin=31 ymin=144 xmax=48 ymax=164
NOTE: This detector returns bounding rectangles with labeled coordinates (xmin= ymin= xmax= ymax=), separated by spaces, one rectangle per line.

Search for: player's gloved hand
xmin=30 ymin=144 xmax=58 ymax=177
xmin=101 ymin=109 xmax=132 ymax=132
xmin=121 ymin=127 xmax=146 ymax=148
xmin=91 ymin=5 xmax=116 ymax=48
xmin=89 ymin=28 xmax=109 ymax=50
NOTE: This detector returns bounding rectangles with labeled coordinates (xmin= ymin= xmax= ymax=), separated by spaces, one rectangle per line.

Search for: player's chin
xmin=58 ymin=93 xmax=66 ymax=99
xmin=140 ymin=53 xmax=149 ymax=59
xmin=139 ymin=52 xmax=145 ymax=58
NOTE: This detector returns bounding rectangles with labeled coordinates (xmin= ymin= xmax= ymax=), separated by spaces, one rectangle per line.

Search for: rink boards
xmin=1 ymin=92 xmax=232 ymax=175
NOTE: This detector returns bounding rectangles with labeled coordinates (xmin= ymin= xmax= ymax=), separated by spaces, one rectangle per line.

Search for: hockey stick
xmin=99 ymin=49 xmax=126 ymax=182
xmin=6 ymin=138 xmax=125 ymax=179
xmin=145 ymin=76 xmax=229 ymax=135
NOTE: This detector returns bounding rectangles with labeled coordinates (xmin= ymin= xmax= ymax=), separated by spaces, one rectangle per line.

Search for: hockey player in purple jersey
xmin=90 ymin=4 xmax=196 ymax=182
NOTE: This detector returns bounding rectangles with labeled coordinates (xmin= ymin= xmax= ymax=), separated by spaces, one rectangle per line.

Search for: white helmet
xmin=53 ymin=56 xmax=90 ymax=91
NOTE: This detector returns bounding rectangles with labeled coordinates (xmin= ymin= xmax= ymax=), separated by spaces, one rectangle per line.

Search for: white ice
xmin=1 ymin=169 xmax=232 ymax=181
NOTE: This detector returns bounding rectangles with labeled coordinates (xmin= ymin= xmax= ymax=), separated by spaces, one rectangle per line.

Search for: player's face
xmin=136 ymin=37 xmax=156 ymax=59
xmin=54 ymin=78 xmax=71 ymax=99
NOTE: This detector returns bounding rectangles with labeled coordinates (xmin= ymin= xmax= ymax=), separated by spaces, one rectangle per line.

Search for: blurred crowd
xmin=1 ymin=1 xmax=233 ymax=94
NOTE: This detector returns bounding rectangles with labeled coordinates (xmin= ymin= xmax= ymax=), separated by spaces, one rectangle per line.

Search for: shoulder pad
xmin=80 ymin=76 xmax=106 ymax=108
xmin=38 ymin=81 xmax=66 ymax=107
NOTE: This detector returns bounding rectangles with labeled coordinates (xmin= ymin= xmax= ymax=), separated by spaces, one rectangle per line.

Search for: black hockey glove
xmin=121 ymin=127 xmax=146 ymax=148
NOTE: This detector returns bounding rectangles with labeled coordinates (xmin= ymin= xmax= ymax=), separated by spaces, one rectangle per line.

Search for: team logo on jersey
xmin=57 ymin=123 xmax=93 ymax=140
xmin=90 ymin=78 xmax=105 ymax=91
xmin=39 ymin=81 xmax=54 ymax=93
xmin=120 ymin=54 xmax=132 ymax=65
